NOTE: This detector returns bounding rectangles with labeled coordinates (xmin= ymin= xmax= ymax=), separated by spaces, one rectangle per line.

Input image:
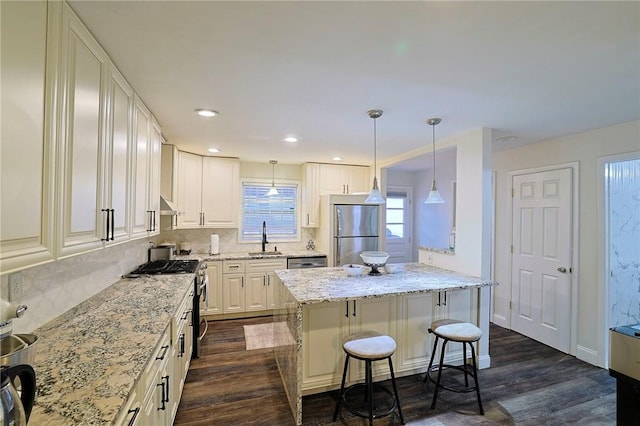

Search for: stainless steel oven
xmin=126 ymin=259 xmax=207 ymax=359
xmin=287 ymin=256 xmax=327 ymax=269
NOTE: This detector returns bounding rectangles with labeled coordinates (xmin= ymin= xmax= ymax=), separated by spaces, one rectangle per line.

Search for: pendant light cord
xmin=432 ymin=123 xmax=436 ymax=181
xmin=373 ymin=117 xmax=377 ymax=177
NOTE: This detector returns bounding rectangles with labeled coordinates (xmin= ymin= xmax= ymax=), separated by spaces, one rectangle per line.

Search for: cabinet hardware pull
xmin=101 ymin=209 xmax=109 ymax=241
xmin=267 ymin=276 xmax=270 ymax=286
xmin=352 ymin=300 xmax=356 ymax=317
xmin=179 ymin=333 xmax=185 ymax=356
xmin=241 ymin=276 xmax=244 ymax=287
xmin=156 ymin=344 xmax=169 ymax=360
xmin=443 ymin=291 xmax=447 ymax=306
xmin=163 ymin=375 xmax=170 ymax=403
xmin=157 ymin=381 xmax=166 ymax=411
xmin=153 ymin=210 xmax=156 ymax=231
xmin=306 ymin=213 xmax=310 ymax=225
xmin=345 ymin=301 xmax=349 ymax=318
xmin=263 ymin=276 xmax=266 ymax=286
xmin=126 ymin=407 xmax=140 ymax=426
xmin=110 ymin=209 xmax=115 ymax=240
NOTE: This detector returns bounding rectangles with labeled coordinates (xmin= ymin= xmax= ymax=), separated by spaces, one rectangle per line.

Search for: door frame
xmin=597 ymin=150 xmax=640 ymax=368
xmin=507 ymin=161 xmax=580 ymax=356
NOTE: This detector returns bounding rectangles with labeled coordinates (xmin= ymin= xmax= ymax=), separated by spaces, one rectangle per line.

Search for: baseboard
xmin=478 ymin=354 xmax=491 ymax=369
xmin=576 ymin=344 xmax=602 ymax=368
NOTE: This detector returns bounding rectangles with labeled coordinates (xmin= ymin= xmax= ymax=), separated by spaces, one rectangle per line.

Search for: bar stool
xmin=423 ymin=320 xmax=484 ymax=415
xmin=333 ymin=332 xmax=405 ymax=425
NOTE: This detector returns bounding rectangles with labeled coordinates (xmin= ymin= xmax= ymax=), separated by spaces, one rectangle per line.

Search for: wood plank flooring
xmin=174 ymin=317 xmax=616 ymax=425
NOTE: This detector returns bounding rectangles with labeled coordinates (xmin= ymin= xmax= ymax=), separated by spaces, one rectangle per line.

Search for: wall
xmin=492 ymin=119 xmax=640 ymax=366
xmin=0 ymin=239 xmax=151 ymax=333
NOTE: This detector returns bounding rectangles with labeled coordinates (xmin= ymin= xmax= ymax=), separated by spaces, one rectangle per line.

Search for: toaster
xmin=149 ymin=245 xmax=176 ymax=261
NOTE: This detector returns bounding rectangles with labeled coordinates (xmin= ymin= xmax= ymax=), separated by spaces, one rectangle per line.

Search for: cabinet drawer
xmin=223 ymin=260 xmax=245 ymax=273
xmin=138 ymin=328 xmax=171 ymax=398
xmin=246 ymin=258 xmax=286 ymax=272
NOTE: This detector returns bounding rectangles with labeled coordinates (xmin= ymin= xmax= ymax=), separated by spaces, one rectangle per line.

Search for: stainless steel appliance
xmin=333 ymin=203 xmax=379 ymax=266
xmin=1 ymin=364 xmax=36 ymax=425
xmin=317 ymin=194 xmax=380 ymax=266
xmin=127 ymin=259 xmax=207 ymax=358
xmin=287 ymin=256 xmax=327 ymax=269
xmin=148 ymin=244 xmax=176 ymax=261
xmin=609 ymin=324 xmax=640 ymax=423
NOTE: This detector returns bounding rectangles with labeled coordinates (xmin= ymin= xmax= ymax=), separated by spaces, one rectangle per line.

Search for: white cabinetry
xmin=318 ymin=164 xmax=369 ymax=195
xmin=203 ymin=261 xmax=223 ymax=315
xmin=301 ymin=163 xmax=320 ymax=228
xmin=0 ymin=0 xmax=55 ymax=273
xmin=218 ymin=258 xmax=286 ymax=316
xmin=131 ymin=96 xmax=160 ymax=238
xmin=432 ymin=289 xmax=474 ymax=361
xmin=396 ymin=293 xmax=433 ymax=373
xmin=138 ymin=329 xmax=171 ymax=426
xmin=170 ymin=290 xmax=193 ymax=420
xmin=176 ymin=153 xmax=240 ymax=228
xmin=301 ymin=297 xmax=396 ymax=392
xmin=56 ymin=3 xmax=109 ymax=258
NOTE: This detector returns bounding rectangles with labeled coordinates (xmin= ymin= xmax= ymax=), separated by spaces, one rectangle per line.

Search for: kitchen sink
xmin=248 ymin=251 xmax=283 ymax=256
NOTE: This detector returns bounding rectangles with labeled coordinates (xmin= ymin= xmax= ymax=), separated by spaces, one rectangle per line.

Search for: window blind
xmin=241 ymin=183 xmax=298 ymax=241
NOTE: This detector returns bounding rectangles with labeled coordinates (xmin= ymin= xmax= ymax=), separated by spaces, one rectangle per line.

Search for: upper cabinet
xmin=1 ymin=1 xmax=166 ymax=273
xmin=301 ymin=163 xmax=320 ymax=228
xmin=56 ymin=3 xmax=110 ymax=258
xmin=0 ymin=0 xmax=55 ymax=273
xmin=176 ymin=152 xmax=240 ymax=229
xmin=318 ymin=164 xmax=369 ymax=195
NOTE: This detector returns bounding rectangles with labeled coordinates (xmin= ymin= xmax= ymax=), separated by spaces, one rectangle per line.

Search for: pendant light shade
xmin=267 ymin=160 xmax=279 ymax=196
xmin=424 ymin=118 xmax=445 ymax=204
xmin=364 ymin=109 xmax=386 ymax=204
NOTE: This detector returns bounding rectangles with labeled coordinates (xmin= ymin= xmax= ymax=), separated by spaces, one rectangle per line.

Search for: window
xmin=241 ymin=183 xmax=298 ymax=242
xmin=385 ymin=191 xmax=406 ymax=238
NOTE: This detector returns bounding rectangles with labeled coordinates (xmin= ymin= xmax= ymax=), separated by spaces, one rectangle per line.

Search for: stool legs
xmin=470 ymin=343 xmax=484 ymax=415
xmin=333 ymin=354 xmax=350 ymax=421
xmin=423 ymin=333 xmax=439 ymax=383
xmin=388 ymin=357 xmax=405 ymax=424
xmin=430 ymin=338 xmax=448 ymax=409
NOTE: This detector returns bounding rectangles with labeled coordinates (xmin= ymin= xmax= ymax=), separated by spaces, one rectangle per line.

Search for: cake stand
xmin=362 ymin=261 xmax=386 ymax=276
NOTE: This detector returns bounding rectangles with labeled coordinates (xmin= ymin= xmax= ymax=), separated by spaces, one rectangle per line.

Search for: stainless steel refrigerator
xmin=334 ymin=203 xmax=379 ymax=266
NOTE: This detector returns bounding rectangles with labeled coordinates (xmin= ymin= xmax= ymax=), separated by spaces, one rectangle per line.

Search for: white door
xmin=384 ymin=187 xmax=413 ymax=263
xmin=511 ymin=168 xmax=572 ymax=352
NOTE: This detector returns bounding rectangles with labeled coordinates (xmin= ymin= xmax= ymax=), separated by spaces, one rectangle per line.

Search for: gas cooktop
xmin=127 ymin=259 xmax=200 ymax=276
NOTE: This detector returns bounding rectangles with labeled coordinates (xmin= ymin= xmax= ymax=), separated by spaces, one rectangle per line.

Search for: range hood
xmin=160 ymin=196 xmax=178 ymax=216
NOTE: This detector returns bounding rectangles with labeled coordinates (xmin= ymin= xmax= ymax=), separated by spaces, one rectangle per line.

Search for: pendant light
xmin=267 ymin=160 xmax=279 ymax=196
xmin=424 ymin=117 xmax=445 ymax=204
xmin=364 ymin=109 xmax=386 ymax=204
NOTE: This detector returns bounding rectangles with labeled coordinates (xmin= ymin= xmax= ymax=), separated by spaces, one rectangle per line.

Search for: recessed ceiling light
xmin=332 ymin=156 xmax=342 ymax=161
xmin=284 ymin=137 xmax=298 ymax=143
xmin=208 ymin=148 xmax=220 ymax=153
xmin=495 ymin=135 xmax=518 ymax=143
xmin=195 ymin=109 xmax=219 ymax=117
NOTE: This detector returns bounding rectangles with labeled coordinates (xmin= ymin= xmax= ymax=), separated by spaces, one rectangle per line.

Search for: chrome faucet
xmin=261 ymin=221 xmax=268 ymax=252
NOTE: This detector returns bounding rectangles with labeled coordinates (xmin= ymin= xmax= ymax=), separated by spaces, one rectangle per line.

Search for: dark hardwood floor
xmin=174 ymin=317 xmax=616 ymax=425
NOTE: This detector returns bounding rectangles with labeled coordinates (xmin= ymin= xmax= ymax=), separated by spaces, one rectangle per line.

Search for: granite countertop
xmin=176 ymin=250 xmax=326 ymax=262
xmin=276 ymin=262 xmax=497 ymax=304
xmin=28 ymin=274 xmax=194 ymax=425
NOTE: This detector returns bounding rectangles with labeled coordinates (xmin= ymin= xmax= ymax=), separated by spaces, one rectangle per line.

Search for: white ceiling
xmin=68 ymin=1 xmax=639 ymax=170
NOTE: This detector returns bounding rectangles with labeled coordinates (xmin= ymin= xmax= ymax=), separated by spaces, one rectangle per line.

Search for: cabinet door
xmin=201 ymin=157 xmax=239 ymax=227
xmin=148 ymin=119 xmax=162 ymax=235
xmin=318 ymin=163 xmax=348 ymax=195
xmin=346 ymin=165 xmax=370 ymax=194
xmin=176 ymin=151 xmax=203 ymax=228
xmin=396 ymin=293 xmax=433 ymax=373
xmin=349 ymin=297 xmax=397 ymax=379
xmin=433 ymin=289 xmax=473 ymax=361
xmin=301 ymin=163 xmax=320 ymax=227
xmin=302 ymin=302 xmax=347 ymax=391
xmin=266 ymin=271 xmax=280 ymax=309
xmin=57 ymin=4 xmax=109 ymax=257
xmin=131 ymin=96 xmax=151 ymax=238
xmin=245 ymin=272 xmax=267 ymax=311
xmin=104 ymin=64 xmax=132 ymax=243
xmin=204 ymin=262 xmax=223 ymax=315
xmin=222 ymin=273 xmax=245 ymax=313
xmin=0 ymin=0 xmax=54 ymax=272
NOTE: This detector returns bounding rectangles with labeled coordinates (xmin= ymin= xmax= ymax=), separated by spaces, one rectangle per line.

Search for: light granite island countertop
xmin=273 ymin=262 xmax=497 ymax=425
xmin=28 ymin=274 xmax=193 ymax=425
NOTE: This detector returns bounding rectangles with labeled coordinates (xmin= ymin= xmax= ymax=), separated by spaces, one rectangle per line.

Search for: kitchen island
xmin=274 ymin=262 xmax=497 ymax=425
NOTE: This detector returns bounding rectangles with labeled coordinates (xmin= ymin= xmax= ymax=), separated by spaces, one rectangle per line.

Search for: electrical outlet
xmin=8 ymin=272 xmax=23 ymax=301
xmin=426 ymin=254 xmax=434 ymax=264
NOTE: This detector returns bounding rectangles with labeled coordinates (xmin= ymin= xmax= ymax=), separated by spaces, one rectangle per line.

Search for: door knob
xmin=557 ymin=267 xmax=567 ymax=273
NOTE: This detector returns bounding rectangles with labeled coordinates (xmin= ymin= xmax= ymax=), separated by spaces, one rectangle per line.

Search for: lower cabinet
xmin=301 ymin=289 xmax=478 ymax=394
xmin=207 ymin=258 xmax=286 ymax=317
xmin=117 ymin=289 xmax=193 ymax=425
xmin=301 ymin=297 xmax=396 ymax=392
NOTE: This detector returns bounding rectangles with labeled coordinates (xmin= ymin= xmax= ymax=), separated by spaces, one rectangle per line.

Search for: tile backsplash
xmin=0 ymin=239 xmax=150 ymax=334
xmin=1 ymin=227 xmax=318 ymax=334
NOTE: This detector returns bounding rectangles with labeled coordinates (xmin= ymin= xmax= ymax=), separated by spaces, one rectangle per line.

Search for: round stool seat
xmin=433 ymin=322 xmax=482 ymax=342
xmin=343 ymin=335 xmax=396 ymax=359
xmin=430 ymin=318 xmax=463 ymax=331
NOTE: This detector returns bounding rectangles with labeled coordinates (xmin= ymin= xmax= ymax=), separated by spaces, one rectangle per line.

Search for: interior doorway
xmin=600 ymin=152 xmax=640 ymax=367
